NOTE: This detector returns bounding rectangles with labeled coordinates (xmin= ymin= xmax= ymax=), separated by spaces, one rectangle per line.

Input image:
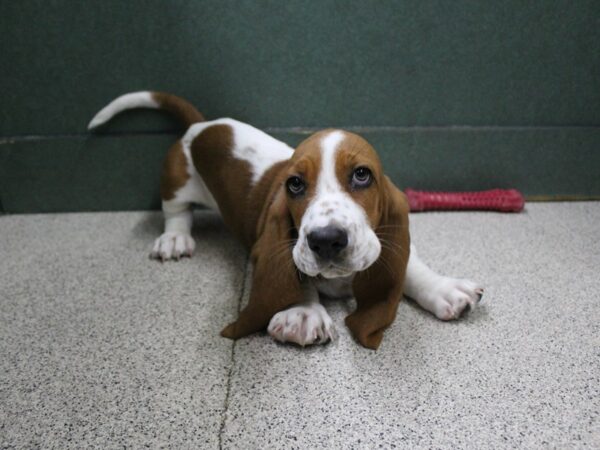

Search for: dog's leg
xmin=151 ymin=139 xmax=220 ymax=261
xmin=150 ymin=177 xmax=217 ymax=261
xmin=150 ymin=200 xmax=196 ymax=261
xmin=267 ymin=283 xmax=336 ymax=346
xmin=403 ymin=244 xmax=484 ymax=320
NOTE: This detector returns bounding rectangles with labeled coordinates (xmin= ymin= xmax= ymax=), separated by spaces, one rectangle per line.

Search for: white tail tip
xmin=87 ymin=112 xmax=111 ymax=130
xmin=87 ymin=91 xmax=159 ymax=130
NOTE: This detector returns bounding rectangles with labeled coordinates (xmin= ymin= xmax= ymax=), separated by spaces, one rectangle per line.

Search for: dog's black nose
xmin=307 ymin=226 xmax=348 ymax=260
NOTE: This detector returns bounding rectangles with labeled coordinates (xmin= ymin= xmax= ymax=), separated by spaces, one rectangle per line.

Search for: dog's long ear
xmin=346 ymin=177 xmax=410 ymax=349
xmin=221 ymin=187 xmax=304 ymax=339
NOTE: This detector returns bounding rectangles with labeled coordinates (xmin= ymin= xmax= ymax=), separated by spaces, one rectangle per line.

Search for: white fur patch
xmin=230 ymin=121 xmax=294 ymax=183
xmin=312 ymin=274 xmax=354 ymax=298
xmin=292 ymin=131 xmax=381 ymax=278
xmin=88 ymin=91 xmax=158 ymax=129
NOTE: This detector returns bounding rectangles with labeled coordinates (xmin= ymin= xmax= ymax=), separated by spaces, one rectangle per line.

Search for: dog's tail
xmin=87 ymin=91 xmax=205 ymax=130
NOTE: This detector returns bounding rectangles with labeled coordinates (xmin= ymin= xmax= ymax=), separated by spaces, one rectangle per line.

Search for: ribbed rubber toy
xmin=405 ymin=189 xmax=525 ymax=212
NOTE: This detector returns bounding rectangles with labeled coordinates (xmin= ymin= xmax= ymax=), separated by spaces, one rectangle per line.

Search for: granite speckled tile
xmin=1 ymin=204 xmax=598 ymax=448
xmin=0 ymin=210 xmax=246 ymax=448
xmin=221 ymin=203 xmax=600 ymax=449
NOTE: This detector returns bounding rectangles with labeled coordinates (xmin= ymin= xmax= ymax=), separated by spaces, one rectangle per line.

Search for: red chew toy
xmin=405 ymin=189 xmax=525 ymax=212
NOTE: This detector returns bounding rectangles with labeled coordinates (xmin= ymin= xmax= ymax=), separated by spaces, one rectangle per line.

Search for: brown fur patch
xmin=152 ymin=92 xmax=205 ymax=126
xmin=221 ymin=187 xmax=304 ymax=339
xmin=348 ymin=177 xmax=410 ymax=349
xmin=282 ymin=132 xmax=325 ymax=229
xmin=245 ymin=160 xmax=288 ymax=243
xmin=160 ymin=141 xmax=190 ymax=201
xmin=190 ymin=124 xmax=256 ymax=246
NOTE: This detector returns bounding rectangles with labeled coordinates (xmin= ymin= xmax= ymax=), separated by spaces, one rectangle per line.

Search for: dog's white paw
xmin=150 ymin=232 xmax=195 ymax=261
xmin=267 ymin=303 xmax=336 ymax=346
xmin=428 ymin=277 xmax=484 ymax=320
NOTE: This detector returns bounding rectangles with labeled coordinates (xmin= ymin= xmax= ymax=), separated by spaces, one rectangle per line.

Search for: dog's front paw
xmin=267 ymin=303 xmax=336 ymax=346
xmin=430 ymin=277 xmax=484 ymax=320
xmin=150 ymin=232 xmax=195 ymax=261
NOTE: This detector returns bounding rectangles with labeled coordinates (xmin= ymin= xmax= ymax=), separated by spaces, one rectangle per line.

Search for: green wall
xmin=1 ymin=1 xmax=599 ymax=213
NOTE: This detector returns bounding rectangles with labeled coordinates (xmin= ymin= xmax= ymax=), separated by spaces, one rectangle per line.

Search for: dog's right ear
xmin=221 ymin=186 xmax=304 ymax=339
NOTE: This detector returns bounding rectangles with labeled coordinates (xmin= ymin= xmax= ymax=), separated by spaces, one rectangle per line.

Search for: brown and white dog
xmin=89 ymin=92 xmax=483 ymax=350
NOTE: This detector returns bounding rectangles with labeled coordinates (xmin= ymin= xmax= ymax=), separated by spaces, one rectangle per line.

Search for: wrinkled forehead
xmin=290 ymin=129 xmax=381 ymax=176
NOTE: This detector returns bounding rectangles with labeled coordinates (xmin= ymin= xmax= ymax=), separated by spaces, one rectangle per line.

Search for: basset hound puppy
xmin=89 ymin=92 xmax=484 ymax=350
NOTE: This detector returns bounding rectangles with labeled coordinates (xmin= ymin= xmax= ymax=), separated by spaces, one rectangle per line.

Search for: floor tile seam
xmin=218 ymin=256 xmax=249 ymax=450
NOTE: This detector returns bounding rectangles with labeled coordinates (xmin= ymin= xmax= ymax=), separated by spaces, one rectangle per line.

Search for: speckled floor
xmin=1 ymin=203 xmax=599 ymax=449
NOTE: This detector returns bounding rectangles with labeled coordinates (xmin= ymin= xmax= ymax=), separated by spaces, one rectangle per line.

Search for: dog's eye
xmin=351 ymin=167 xmax=372 ymax=188
xmin=286 ymin=176 xmax=306 ymax=197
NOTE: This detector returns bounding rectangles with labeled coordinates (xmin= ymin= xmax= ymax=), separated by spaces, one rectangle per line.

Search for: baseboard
xmin=1 ymin=127 xmax=599 ymax=213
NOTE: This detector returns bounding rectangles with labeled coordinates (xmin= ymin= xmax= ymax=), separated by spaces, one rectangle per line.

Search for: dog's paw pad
xmin=150 ymin=232 xmax=195 ymax=261
xmin=267 ymin=304 xmax=336 ymax=346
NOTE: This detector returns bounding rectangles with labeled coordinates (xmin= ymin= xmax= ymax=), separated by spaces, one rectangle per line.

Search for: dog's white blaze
xmin=317 ymin=131 xmax=346 ymax=196
xmin=87 ymin=91 xmax=158 ymax=129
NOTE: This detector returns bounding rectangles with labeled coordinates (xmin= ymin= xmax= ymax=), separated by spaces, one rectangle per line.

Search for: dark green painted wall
xmin=1 ymin=1 xmax=599 ymax=213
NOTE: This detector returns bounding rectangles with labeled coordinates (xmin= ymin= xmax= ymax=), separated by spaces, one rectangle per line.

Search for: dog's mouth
xmin=297 ymin=260 xmax=354 ymax=279
xmin=314 ymin=260 xmax=355 ymax=279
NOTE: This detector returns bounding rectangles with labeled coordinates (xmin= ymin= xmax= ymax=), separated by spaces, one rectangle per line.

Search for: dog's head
xmin=280 ymin=129 xmax=396 ymax=278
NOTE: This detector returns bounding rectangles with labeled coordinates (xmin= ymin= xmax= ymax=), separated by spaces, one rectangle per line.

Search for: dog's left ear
xmin=346 ymin=176 xmax=410 ymax=350
xmin=221 ymin=186 xmax=304 ymax=340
